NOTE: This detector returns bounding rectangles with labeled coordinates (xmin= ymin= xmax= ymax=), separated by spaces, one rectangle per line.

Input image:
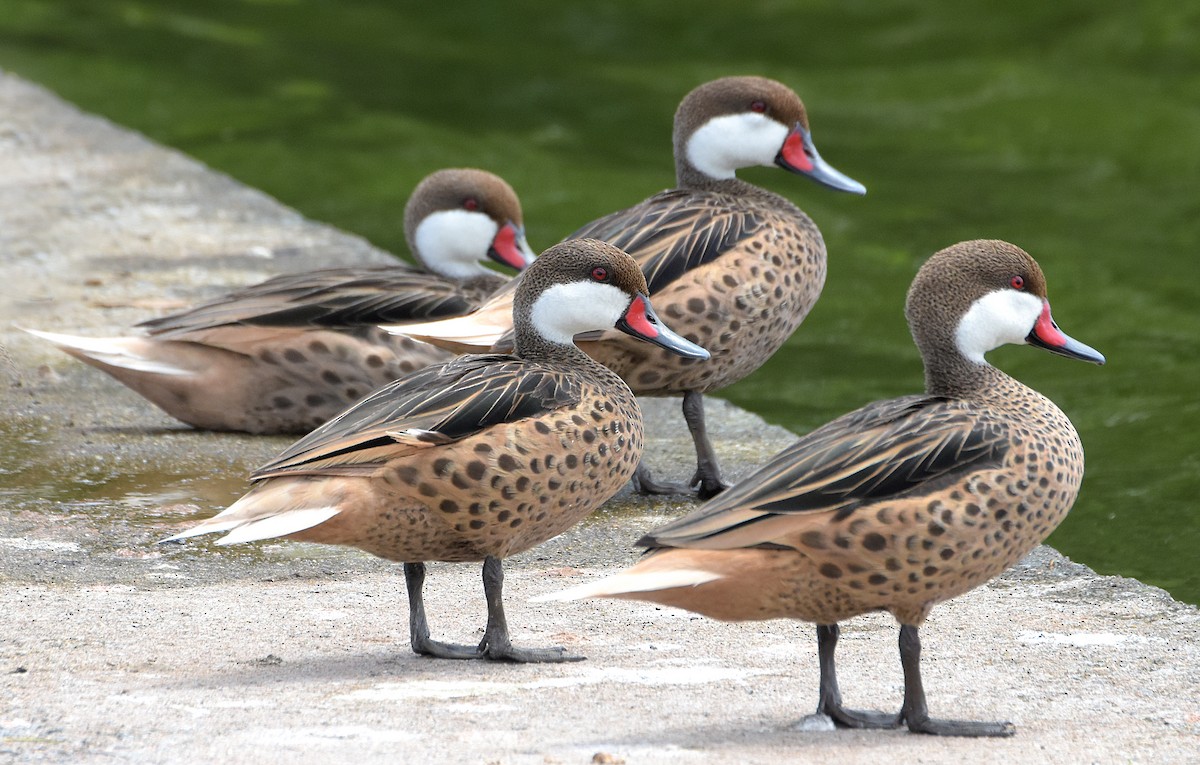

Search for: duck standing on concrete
xmin=544 ymin=240 xmax=1104 ymax=732
xmin=397 ymin=76 xmax=865 ymax=497
xmin=163 ymin=239 xmax=709 ymax=663
xmin=25 ymin=168 xmax=536 ymax=434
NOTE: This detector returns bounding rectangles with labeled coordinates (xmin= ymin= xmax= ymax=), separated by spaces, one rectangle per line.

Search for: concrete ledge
xmin=2 ymin=71 xmax=1197 ymax=764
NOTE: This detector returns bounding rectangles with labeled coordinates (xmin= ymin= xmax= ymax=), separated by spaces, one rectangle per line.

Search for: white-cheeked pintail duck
xmin=396 ymin=76 xmax=865 ymax=498
xmin=162 ymin=238 xmax=709 ymax=663
xmin=544 ymin=240 xmax=1104 ymax=733
xmin=25 ymin=168 xmax=536 ymax=434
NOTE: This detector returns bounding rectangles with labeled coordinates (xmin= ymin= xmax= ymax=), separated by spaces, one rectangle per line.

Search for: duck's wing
xmin=140 ymin=266 xmax=480 ymax=335
xmin=252 ymin=354 xmax=581 ymax=479
xmin=569 ymin=189 xmax=770 ymax=294
xmin=640 ymin=394 xmax=1011 ymax=550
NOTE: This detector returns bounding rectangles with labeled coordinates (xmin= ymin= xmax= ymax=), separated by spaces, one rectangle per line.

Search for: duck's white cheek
xmin=955 ymin=290 xmax=1044 ymax=363
xmin=687 ymin=113 xmax=789 ymax=179
xmin=414 ymin=209 xmax=498 ymax=278
xmin=529 ymin=282 xmax=629 ymax=344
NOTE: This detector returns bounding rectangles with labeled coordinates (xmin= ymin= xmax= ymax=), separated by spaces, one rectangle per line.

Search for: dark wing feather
xmin=569 ymin=189 xmax=768 ymax=294
xmin=140 ymin=266 xmax=479 ymax=335
xmin=251 ymin=354 xmax=581 ymax=479
xmin=641 ymin=395 xmax=1010 ymax=549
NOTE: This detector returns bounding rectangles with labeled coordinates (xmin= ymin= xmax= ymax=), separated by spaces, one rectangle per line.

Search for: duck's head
xmin=404 ymin=168 xmax=537 ymax=279
xmin=513 ymin=239 xmax=710 ymax=361
xmin=672 ymin=75 xmax=865 ymax=195
xmin=906 ymin=240 xmax=1104 ymax=391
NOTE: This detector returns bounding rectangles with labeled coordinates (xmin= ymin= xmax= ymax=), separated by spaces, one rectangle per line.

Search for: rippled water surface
xmin=1 ymin=0 xmax=1197 ymax=603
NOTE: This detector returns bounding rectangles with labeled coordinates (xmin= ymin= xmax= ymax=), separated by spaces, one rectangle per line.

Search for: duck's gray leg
xmin=632 ymin=391 xmax=729 ymax=498
xmin=404 ymin=562 xmax=480 ymax=659
xmin=899 ymin=624 xmax=1015 ymax=737
xmin=477 ymin=556 xmax=585 ymax=663
xmin=815 ymin=623 xmax=901 ymax=729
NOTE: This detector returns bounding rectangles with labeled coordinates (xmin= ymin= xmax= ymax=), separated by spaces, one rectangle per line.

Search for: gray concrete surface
xmin=1 ymin=71 xmax=1197 ymax=764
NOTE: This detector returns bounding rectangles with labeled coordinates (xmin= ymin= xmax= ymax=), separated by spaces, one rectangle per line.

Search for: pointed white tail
xmin=22 ymin=327 xmax=193 ymax=376
xmin=533 ymin=569 xmax=723 ymax=602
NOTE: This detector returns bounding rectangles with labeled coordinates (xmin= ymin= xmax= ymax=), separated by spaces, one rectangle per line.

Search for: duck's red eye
xmin=750 ymin=100 xmax=767 ymax=113
xmin=591 ymin=267 xmax=609 ymax=282
xmin=1010 ymin=275 xmax=1025 ymax=290
xmin=463 ymin=197 xmax=479 ymax=211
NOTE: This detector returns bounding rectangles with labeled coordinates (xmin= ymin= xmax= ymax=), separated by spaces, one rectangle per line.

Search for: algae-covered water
xmin=1 ymin=0 xmax=1197 ymax=604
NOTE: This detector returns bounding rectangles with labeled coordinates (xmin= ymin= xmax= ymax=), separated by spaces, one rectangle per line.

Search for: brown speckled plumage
xmin=27 ymin=168 xmax=534 ymax=434
xmin=557 ymin=240 xmax=1104 ymax=734
xmin=400 ymin=77 xmax=864 ymax=497
xmin=166 ymin=238 xmax=708 ymax=662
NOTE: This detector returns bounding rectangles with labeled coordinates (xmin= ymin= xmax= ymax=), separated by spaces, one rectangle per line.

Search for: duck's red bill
xmin=616 ymin=294 xmax=710 ymax=361
xmin=489 ymin=222 xmax=536 ymax=271
xmin=778 ymin=130 xmax=814 ymax=173
xmin=775 ymin=125 xmax=867 ymax=195
xmin=1026 ymin=301 xmax=1105 ymax=365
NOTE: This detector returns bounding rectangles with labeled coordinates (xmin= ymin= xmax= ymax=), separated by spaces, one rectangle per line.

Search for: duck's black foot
xmin=689 ymin=468 xmax=730 ymax=500
xmin=632 ymin=463 xmax=693 ymax=496
xmin=814 ymin=624 xmax=898 ymax=729
xmin=477 ymin=632 xmax=585 ymax=663
xmin=406 ymin=562 xmax=482 ymax=660
xmin=820 ymin=702 xmax=901 ymax=730
xmin=905 ymin=713 xmax=1015 ymax=737
xmin=680 ymin=390 xmax=729 ymax=500
xmin=410 ymin=634 xmax=481 ymax=660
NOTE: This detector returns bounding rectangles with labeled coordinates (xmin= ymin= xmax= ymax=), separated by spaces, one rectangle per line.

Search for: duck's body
xmin=26 ymin=168 xmax=536 ymax=434
xmin=399 ymin=77 xmax=865 ymax=497
xmin=547 ymin=240 xmax=1104 ymax=734
xmin=233 ymin=349 xmax=644 ymax=564
xmin=610 ymin=374 xmax=1082 ymax=626
xmin=164 ymin=239 xmax=708 ymax=663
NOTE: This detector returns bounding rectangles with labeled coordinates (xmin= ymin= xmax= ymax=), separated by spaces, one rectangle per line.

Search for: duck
xmin=23 ymin=168 xmax=537 ymax=434
xmin=394 ymin=76 xmax=866 ymax=498
xmin=542 ymin=240 xmax=1105 ymax=733
xmin=161 ymin=238 xmax=709 ymax=663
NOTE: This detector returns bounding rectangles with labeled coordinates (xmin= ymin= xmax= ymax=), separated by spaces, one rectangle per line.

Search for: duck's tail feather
xmin=533 ymin=568 xmax=723 ymax=602
xmin=21 ymin=327 xmax=192 ymax=376
xmin=383 ymin=297 xmax=515 ymax=354
xmin=159 ymin=496 xmax=341 ymax=546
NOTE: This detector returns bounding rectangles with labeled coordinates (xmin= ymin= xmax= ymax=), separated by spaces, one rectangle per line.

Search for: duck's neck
xmin=924 ymin=352 xmax=1012 ymax=401
xmin=674 ymin=162 xmax=803 ymax=210
xmin=515 ymin=330 xmax=625 ymax=383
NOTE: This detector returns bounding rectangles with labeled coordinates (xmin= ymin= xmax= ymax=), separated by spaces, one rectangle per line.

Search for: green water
xmin=2 ymin=1 xmax=1198 ymax=604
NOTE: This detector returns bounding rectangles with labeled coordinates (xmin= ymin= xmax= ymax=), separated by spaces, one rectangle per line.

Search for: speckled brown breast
xmin=581 ymin=203 xmax=826 ymax=395
xmin=626 ymin=375 xmax=1084 ymax=626
xmin=282 ymin=370 xmax=645 ymax=562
